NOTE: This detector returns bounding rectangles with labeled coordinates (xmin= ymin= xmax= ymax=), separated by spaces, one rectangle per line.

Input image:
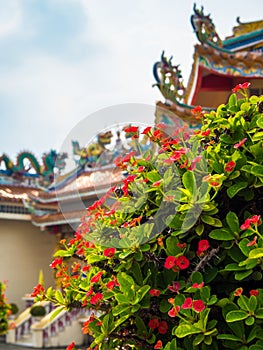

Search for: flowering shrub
xmin=33 ymin=84 xmax=263 ymax=349
xmin=0 ymin=281 xmax=11 ymax=335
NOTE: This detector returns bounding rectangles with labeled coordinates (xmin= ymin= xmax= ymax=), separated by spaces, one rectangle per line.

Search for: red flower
xmin=250 ymin=289 xmax=259 ymax=296
xmin=164 ymin=256 xmax=176 ymax=269
xmin=201 ymin=129 xmax=210 ymax=137
xmin=106 ymin=281 xmax=115 ymax=290
xmin=234 ymin=138 xmax=247 ymax=149
xmin=198 ymin=240 xmax=210 ymax=252
xmin=158 ymin=321 xmax=168 ymax=334
xmin=232 ymin=82 xmax=251 ymax=92
xmin=192 ymin=106 xmax=203 ymax=117
xmin=137 ymin=165 xmax=145 ymax=172
xmin=149 ymin=289 xmax=161 ymax=296
xmin=124 ymin=174 xmax=137 ymax=183
xmin=225 ymin=161 xmax=236 ymax=172
xmin=66 ymin=342 xmax=75 ymax=350
xmin=31 ymin=283 xmax=44 ymax=298
xmin=177 ymin=243 xmax=186 ymax=249
xmin=90 ymin=271 xmax=104 ymax=283
xmin=148 ymin=317 xmax=159 ymax=330
xmin=103 ymin=247 xmax=116 ymax=258
xmin=168 ymin=281 xmax=180 ymax=292
xmin=168 ymin=305 xmax=180 ymax=317
xmin=122 ymin=151 xmax=136 ymax=163
xmin=182 ymin=297 xmax=193 ymax=309
xmin=124 ymin=126 xmax=139 ymax=133
xmin=141 ymin=126 xmax=152 ymax=135
xmin=50 ymin=257 xmax=63 ymax=269
xmin=154 ymin=340 xmax=163 ymax=349
xmin=247 ymin=236 xmax=257 ymax=246
xmin=152 ymin=180 xmax=163 ymax=187
xmin=240 ymin=215 xmax=261 ymax=230
xmin=90 ymin=292 xmax=103 ymax=305
xmin=192 ymin=282 xmax=204 ymax=289
xmin=82 ymin=314 xmax=95 ymax=334
xmin=176 ymin=255 xmax=190 ymax=270
xmin=188 ymin=155 xmax=202 ymax=171
xmin=234 ymin=287 xmax=243 ymax=296
xmin=249 ymin=215 xmax=261 ymax=224
xmin=193 ymin=300 xmax=205 ymax=312
xmin=157 ymin=237 xmax=164 ymax=246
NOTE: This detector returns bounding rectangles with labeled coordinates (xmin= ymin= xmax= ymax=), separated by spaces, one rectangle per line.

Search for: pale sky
xmin=0 ymin=0 xmax=262 ymax=160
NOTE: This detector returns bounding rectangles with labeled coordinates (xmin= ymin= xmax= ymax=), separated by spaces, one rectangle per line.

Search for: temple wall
xmin=0 ymin=219 xmax=57 ymax=311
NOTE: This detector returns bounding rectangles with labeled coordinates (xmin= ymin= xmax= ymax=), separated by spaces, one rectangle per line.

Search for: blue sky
xmin=0 ymin=0 xmax=262 ymax=160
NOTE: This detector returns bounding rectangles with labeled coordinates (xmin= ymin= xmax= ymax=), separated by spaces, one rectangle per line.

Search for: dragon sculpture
xmin=0 ymin=150 xmax=67 ymax=179
xmin=72 ymin=129 xmax=151 ymax=168
xmin=191 ymin=3 xmax=222 ymax=46
xmin=153 ymin=51 xmax=186 ymax=104
xmin=72 ymin=131 xmax=114 ymax=167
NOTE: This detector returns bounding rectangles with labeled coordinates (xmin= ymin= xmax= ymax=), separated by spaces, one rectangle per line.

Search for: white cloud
xmin=0 ymin=0 xmax=22 ymax=38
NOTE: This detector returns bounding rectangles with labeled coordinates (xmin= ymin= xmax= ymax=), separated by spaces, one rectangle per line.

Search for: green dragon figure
xmin=0 ymin=150 xmax=67 ymax=178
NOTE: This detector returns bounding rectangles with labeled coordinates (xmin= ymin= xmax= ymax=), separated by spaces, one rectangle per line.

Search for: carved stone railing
xmin=31 ymin=307 xmax=86 ymax=348
xmin=6 ymin=301 xmax=51 ymax=345
xmin=6 ymin=299 xmax=90 ymax=348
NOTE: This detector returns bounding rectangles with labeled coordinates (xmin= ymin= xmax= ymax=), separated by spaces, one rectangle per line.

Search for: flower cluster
xmin=32 ymin=84 xmax=263 ymax=350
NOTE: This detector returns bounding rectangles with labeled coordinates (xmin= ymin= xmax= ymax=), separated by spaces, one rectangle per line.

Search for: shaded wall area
xmin=0 ymin=219 xmax=57 ymax=311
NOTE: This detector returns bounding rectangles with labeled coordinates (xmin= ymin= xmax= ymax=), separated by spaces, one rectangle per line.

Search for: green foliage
xmin=10 ymin=303 xmax=19 ymax=315
xmin=33 ymin=85 xmax=263 ymax=349
xmin=30 ymin=305 xmax=46 ymax=317
xmin=0 ymin=281 xmax=11 ymax=335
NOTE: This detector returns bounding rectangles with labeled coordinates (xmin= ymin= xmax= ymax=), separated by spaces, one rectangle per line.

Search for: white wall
xmin=0 ymin=219 xmax=57 ymax=312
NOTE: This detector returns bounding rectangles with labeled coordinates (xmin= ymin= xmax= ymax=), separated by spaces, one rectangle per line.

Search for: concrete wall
xmin=0 ymin=219 xmax=57 ymax=311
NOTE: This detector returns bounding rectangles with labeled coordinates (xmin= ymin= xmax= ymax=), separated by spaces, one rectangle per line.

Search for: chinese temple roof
xmin=0 ymin=127 xmax=149 ymax=231
xmin=153 ymin=4 xmax=263 ymax=128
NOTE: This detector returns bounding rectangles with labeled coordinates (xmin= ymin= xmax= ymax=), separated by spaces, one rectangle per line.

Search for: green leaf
xmin=256 ymin=116 xmax=263 ymax=128
xmin=115 ymin=294 xmax=130 ymax=304
xmin=117 ymin=272 xmax=135 ymax=298
xmin=255 ymin=308 xmax=263 ymax=319
xmin=245 ymin=316 xmax=255 ymax=326
xmin=250 ymin=344 xmax=263 ymax=350
xmin=147 ymin=171 xmax=161 ymax=183
xmin=209 ymin=228 xmax=235 ymax=241
xmin=53 ymin=250 xmax=72 ymax=257
xmin=191 ymin=271 xmax=203 ymax=284
xmin=249 ymin=248 xmax=263 ymax=259
xmin=195 ymin=224 xmax=204 ymax=235
xmin=201 ymin=215 xmax=222 ymax=227
xmin=87 ymin=254 xmax=107 ymax=263
xmin=235 ymin=269 xmax=253 ymax=280
xmin=226 ymin=310 xmax=248 ymax=322
xmin=135 ymin=316 xmax=148 ymax=336
xmin=228 ymin=93 xmax=237 ymax=107
xmin=252 ymin=131 xmax=263 ymax=142
xmin=112 ymin=303 xmax=130 ymax=316
xmin=217 ymin=334 xmax=241 ymax=341
xmin=112 ymin=314 xmax=130 ymax=330
xmin=239 ymin=239 xmax=253 ymax=257
xmin=224 ymin=263 xmax=244 ymax=271
xmin=165 ymin=236 xmax=181 ymax=256
xmin=160 ymin=299 xmax=172 ymax=313
xmin=226 ymin=211 xmax=240 ymax=234
xmin=134 ymin=285 xmax=151 ymax=304
xmin=182 ymin=171 xmax=196 ymax=195
xmin=193 ymin=334 xmax=205 ymax=346
xmin=250 ymin=165 xmax=263 ymax=177
xmin=49 ymin=306 xmax=65 ymax=321
xmin=200 ymin=286 xmax=210 ymax=301
xmin=55 ymin=290 xmax=64 ymax=304
xmin=174 ymin=322 xmax=201 ymax=337
xmin=227 ymin=181 xmax=248 ymax=198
